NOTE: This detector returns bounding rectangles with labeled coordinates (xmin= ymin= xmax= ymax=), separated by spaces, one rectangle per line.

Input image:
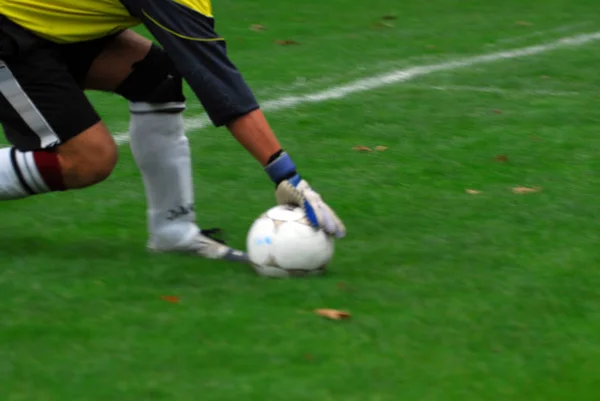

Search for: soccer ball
xmin=246 ymin=205 xmax=335 ymax=278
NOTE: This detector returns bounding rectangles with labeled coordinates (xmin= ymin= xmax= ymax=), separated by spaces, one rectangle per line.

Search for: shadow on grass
xmin=0 ymin=233 xmax=143 ymax=261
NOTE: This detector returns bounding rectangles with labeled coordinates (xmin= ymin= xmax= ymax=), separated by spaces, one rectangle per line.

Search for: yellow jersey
xmin=0 ymin=0 xmax=212 ymax=43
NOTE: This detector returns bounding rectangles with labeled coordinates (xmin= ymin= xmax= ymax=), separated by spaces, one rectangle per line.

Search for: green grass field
xmin=3 ymin=0 xmax=600 ymax=400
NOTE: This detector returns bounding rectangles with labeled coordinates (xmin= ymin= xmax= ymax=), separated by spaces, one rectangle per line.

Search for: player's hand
xmin=265 ymin=151 xmax=346 ymax=238
xmin=276 ymin=177 xmax=346 ymax=238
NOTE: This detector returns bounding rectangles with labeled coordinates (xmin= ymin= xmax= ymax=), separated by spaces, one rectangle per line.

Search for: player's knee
xmin=63 ymin=141 xmax=117 ymax=187
xmin=115 ymin=43 xmax=187 ymax=146
xmin=80 ymin=139 xmax=118 ymax=185
xmin=115 ymin=44 xmax=186 ymax=108
xmin=57 ymin=123 xmax=118 ymax=188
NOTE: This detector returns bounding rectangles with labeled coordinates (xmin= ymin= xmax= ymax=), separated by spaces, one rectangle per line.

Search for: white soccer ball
xmin=246 ymin=205 xmax=335 ymax=278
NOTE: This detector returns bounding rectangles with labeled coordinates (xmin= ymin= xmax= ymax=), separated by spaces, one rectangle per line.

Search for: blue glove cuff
xmin=265 ymin=152 xmax=299 ymax=184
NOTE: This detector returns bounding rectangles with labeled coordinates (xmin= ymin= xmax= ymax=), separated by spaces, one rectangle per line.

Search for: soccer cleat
xmin=148 ymin=228 xmax=249 ymax=263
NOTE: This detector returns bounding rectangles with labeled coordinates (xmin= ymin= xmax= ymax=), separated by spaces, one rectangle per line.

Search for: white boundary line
xmin=491 ymin=22 xmax=593 ymax=45
xmin=400 ymin=84 xmax=581 ymax=97
xmin=113 ymin=31 xmax=600 ymax=144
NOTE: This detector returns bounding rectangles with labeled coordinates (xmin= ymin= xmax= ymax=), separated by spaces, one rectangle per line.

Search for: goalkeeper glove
xmin=265 ymin=151 xmax=346 ymax=238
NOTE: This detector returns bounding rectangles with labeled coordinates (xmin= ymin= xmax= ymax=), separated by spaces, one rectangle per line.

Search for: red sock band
xmin=33 ymin=150 xmax=66 ymax=191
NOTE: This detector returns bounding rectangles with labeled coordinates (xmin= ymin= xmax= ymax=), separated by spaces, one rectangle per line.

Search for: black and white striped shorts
xmin=0 ymin=15 xmax=116 ymax=151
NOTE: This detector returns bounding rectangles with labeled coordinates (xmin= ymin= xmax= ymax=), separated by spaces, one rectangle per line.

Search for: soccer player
xmin=0 ymin=0 xmax=346 ymax=262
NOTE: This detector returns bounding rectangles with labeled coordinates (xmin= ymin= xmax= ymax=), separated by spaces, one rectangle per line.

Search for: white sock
xmin=129 ymin=102 xmax=199 ymax=248
xmin=0 ymin=147 xmax=53 ymax=200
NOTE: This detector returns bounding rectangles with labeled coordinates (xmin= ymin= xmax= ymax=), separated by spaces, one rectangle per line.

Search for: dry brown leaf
xmin=314 ymin=309 xmax=351 ymax=320
xmin=381 ymin=15 xmax=397 ymax=20
xmin=250 ymin=24 xmax=266 ymax=31
xmin=371 ymin=21 xmax=394 ymax=29
xmin=336 ymin=282 xmax=354 ymax=292
xmin=275 ymin=39 xmax=300 ymax=45
xmin=495 ymin=155 xmax=508 ymax=162
xmin=512 ymin=186 xmax=541 ymax=194
xmin=353 ymin=145 xmax=372 ymax=152
xmin=161 ymin=295 xmax=180 ymax=303
xmin=516 ymin=20 xmax=533 ymax=26
xmin=492 ymin=109 xmax=503 ymax=114
xmin=374 ymin=146 xmax=388 ymax=152
xmin=466 ymin=189 xmax=482 ymax=195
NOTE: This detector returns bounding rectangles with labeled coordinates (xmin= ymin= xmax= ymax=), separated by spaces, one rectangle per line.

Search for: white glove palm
xmin=276 ymin=178 xmax=346 ymax=238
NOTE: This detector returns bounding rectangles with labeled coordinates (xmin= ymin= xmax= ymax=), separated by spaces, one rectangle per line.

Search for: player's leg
xmin=75 ymin=30 xmax=246 ymax=262
xmin=0 ymin=19 xmax=117 ymax=200
xmin=0 ymin=120 xmax=116 ymax=197
xmin=127 ymin=0 xmax=345 ymax=238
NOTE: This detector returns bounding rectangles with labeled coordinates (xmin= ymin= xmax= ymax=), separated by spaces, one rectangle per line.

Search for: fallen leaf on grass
xmin=374 ymin=146 xmax=388 ymax=151
xmin=492 ymin=109 xmax=503 ymax=114
xmin=250 ymin=24 xmax=266 ymax=31
xmin=353 ymin=145 xmax=372 ymax=152
xmin=275 ymin=39 xmax=300 ymax=45
xmin=512 ymin=186 xmax=541 ymax=194
xmin=161 ymin=295 xmax=180 ymax=303
xmin=314 ymin=309 xmax=351 ymax=320
xmin=495 ymin=155 xmax=508 ymax=162
xmin=465 ymin=189 xmax=482 ymax=195
xmin=371 ymin=21 xmax=394 ymax=29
